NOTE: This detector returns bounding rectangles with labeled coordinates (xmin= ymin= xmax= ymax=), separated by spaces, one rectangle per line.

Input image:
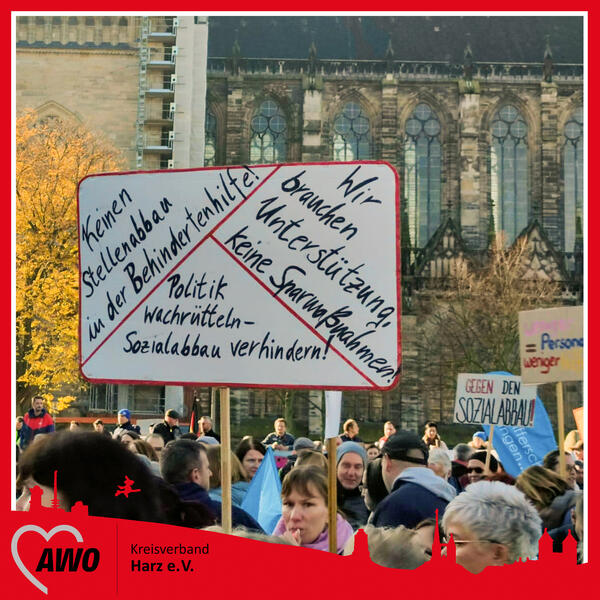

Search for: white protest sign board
xmin=78 ymin=162 xmax=400 ymax=390
xmin=518 ymin=305 xmax=583 ymax=384
xmin=454 ymin=373 xmax=537 ymax=427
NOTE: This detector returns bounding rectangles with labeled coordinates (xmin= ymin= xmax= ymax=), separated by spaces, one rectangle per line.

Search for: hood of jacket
xmin=394 ymin=467 xmax=457 ymax=502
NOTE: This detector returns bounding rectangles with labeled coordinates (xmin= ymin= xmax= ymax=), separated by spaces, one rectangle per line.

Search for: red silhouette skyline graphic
xmin=24 ymin=475 xmax=579 ymax=568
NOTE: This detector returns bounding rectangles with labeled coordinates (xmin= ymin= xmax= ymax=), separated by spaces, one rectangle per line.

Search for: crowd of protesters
xmin=15 ymin=397 xmax=585 ymax=571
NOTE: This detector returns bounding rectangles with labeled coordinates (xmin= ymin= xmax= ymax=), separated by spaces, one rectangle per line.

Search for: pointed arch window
xmin=490 ymin=104 xmax=529 ymax=245
xmin=403 ymin=103 xmax=442 ymax=247
xmin=204 ymin=110 xmax=217 ymax=167
xmin=249 ymin=100 xmax=287 ymax=164
xmin=332 ymin=102 xmax=371 ymax=161
xmin=563 ymin=107 xmax=583 ymax=254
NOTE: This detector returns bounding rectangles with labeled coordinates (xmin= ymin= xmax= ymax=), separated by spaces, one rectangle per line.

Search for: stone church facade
xmin=16 ymin=15 xmax=584 ymax=436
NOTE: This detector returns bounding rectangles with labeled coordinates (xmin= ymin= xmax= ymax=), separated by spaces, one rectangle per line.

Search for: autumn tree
xmin=16 ymin=111 xmax=125 ymax=412
xmin=414 ymin=236 xmax=562 ymax=422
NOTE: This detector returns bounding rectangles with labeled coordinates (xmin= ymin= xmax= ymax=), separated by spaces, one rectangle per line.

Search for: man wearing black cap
xmin=370 ymin=430 xmax=456 ymax=529
xmin=153 ymin=409 xmax=182 ymax=445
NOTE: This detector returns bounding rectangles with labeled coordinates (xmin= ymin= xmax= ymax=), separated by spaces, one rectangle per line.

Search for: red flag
xmin=189 ymin=396 xmax=200 ymax=434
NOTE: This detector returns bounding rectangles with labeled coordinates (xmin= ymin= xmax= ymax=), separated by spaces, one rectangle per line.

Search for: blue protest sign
xmin=483 ymin=371 xmax=557 ymax=477
xmin=241 ymin=446 xmax=282 ymax=533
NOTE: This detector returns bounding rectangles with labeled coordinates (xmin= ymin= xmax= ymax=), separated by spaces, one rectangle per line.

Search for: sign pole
xmin=485 ymin=424 xmax=495 ymax=472
xmin=327 ymin=436 xmax=337 ymax=554
xmin=556 ymin=381 xmax=567 ymax=480
xmin=220 ymin=387 xmax=232 ymax=534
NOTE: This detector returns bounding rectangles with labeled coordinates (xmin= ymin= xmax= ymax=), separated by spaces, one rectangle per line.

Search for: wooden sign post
xmin=484 ymin=425 xmax=495 ymax=473
xmin=327 ymin=437 xmax=338 ymax=554
xmin=220 ymin=387 xmax=232 ymax=534
xmin=556 ymin=382 xmax=567 ymax=480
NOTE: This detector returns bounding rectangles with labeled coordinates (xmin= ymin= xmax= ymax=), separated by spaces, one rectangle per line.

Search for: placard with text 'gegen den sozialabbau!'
xmin=77 ymin=162 xmax=401 ymax=390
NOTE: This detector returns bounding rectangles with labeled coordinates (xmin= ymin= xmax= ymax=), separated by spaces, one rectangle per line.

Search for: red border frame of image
xmin=7 ymin=7 xmax=594 ymax=593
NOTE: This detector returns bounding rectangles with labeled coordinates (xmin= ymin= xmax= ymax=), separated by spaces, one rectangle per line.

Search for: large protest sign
xmin=518 ymin=305 xmax=583 ymax=384
xmin=78 ymin=162 xmax=400 ymax=390
xmin=454 ymin=373 xmax=537 ymax=427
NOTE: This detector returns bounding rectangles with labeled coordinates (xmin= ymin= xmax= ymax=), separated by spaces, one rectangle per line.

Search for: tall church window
xmin=332 ymin=102 xmax=371 ymax=161
xmin=563 ymin=107 xmax=583 ymax=254
xmin=403 ymin=103 xmax=442 ymax=246
xmin=249 ymin=100 xmax=287 ymax=164
xmin=490 ymin=104 xmax=529 ymax=244
xmin=204 ymin=110 xmax=217 ymax=167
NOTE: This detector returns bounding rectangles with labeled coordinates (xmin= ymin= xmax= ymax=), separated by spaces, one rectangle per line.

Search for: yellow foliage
xmin=16 ymin=111 xmax=125 ymax=407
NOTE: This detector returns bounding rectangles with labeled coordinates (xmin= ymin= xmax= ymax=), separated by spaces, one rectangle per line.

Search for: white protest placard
xmin=78 ymin=162 xmax=400 ymax=390
xmin=324 ymin=391 xmax=342 ymax=440
xmin=518 ymin=305 xmax=583 ymax=384
xmin=454 ymin=373 xmax=537 ymax=427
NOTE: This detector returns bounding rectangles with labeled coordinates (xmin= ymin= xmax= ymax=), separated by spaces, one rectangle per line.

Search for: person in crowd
xmin=428 ymin=448 xmax=452 ymax=481
xmin=563 ymin=429 xmax=581 ymax=454
xmin=469 ymin=431 xmax=487 ymax=450
xmin=92 ymin=419 xmax=111 ymax=438
xmin=262 ymin=418 xmax=295 ymax=451
xmin=16 ymin=416 xmax=24 ymax=449
xmin=128 ymin=439 xmax=161 ymax=477
xmin=336 ymin=441 xmax=370 ymax=529
xmin=366 ymin=444 xmax=380 ymax=461
xmin=340 ymin=419 xmax=363 ymax=443
xmin=278 ymin=437 xmax=317 ymax=481
xmin=295 ymin=448 xmax=328 ymax=471
xmin=362 ymin=457 xmax=388 ymax=514
xmin=422 ymin=421 xmax=448 ymax=450
xmin=112 ymin=408 xmax=140 ymax=439
xmin=272 ymin=465 xmax=353 ymax=552
xmin=370 ymin=430 xmax=455 ymax=529
xmin=180 ymin=432 xmax=198 ymax=440
xmin=20 ymin=396 xmax=55 ymax=450
xmin=343 ymin=518 xmax=442 ymax=567
xmin=515 ymin=465 xmax=581 ymax=531
xmin=144 ymin=433 xmax=165 ymax=456
xmin=152 ymin=409 xmax=182 ymax=444
xmin=572 ymin=441 xmax=584 ymax=462
xmin=119 ymin=430 xmax=141 ymax=445
xmin=465 ymin=450 xmax=499 ymax=485
xmin=235 ymin=437 xmax=266 ymax=481
xmin=69 ymin=421 xmax=80 ymax=431
xmin=442 ymin=480 xmax=542 ymax=574
xmin=449 ymin=443 xmax=472 ymax=493
xmin=574 ymin=459 xmax=584 ymax=490
xmin=199 ymin=415 xmax=221 ymax=443
xmin=543 ymin=449 xmax=579 ymax=490
xmin=548 ymin=494 xmax=583 ymax=556
xmin=197 ymin=435 xmax=220 ymax=445
xmin=16 ymin=431 xmax=170 ymax=522
xmin=377 ymin=421 xmax=397 ymax=449
xmin=206 ymin=445 xmax=250 ymax=507
xmin=160 ymin=439 xmax=263 ymax=531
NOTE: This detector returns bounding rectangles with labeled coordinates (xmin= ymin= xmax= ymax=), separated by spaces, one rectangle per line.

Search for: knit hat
xmin=381 ymin=431 xmax=428 ymax=465
xmin=197 ymin=435 xmax=219 ymax=446
xmin=473 ymin=431 xmax=487 ymax=441
xmin=165 ymin=409 xmax=180 ymax=419
xmin=336 ymin=441 xmax=367 ymax=466
xmin=293 ymin=437 xmax=315 ymax=452
xmin=118 ymin=408 xmax=131 ymax=420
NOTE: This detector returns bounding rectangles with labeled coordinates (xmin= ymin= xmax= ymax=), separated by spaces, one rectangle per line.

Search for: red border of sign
xmin=77 ymin=160 xmax=402 ymax=391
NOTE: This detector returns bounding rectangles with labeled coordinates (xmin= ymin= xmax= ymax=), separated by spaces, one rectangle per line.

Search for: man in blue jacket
xmin=160 ymin=439 xmax=264 ymax=533
xmin=370 ymin=430 xmax=456 ymax=528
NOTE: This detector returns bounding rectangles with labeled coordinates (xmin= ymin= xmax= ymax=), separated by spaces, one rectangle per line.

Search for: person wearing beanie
xmin=112 ymin=408 xmax=140 ymax=440
xmin=370 ymin=430 xmax=456 ymax=529
xmin=336 ymin=441 xmax=370 ymax=530
xmin=153 ymin=409 xmax=182 ymax=444
xmin=466 ymin=450 xmax=499 ymax=486
xmin=469 ymin=431 xmax=487 ymax=450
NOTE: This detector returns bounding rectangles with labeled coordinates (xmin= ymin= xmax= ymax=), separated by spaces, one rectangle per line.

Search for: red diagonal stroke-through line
xmin=209 ymin=234 xmax=378 ymax=388
xmin=81 ymin=165 xmax=282 ymax=367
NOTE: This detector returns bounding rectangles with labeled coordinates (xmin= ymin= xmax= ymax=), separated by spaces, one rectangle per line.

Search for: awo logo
xmin=11 ymin=525 xmax=100 ymax=594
